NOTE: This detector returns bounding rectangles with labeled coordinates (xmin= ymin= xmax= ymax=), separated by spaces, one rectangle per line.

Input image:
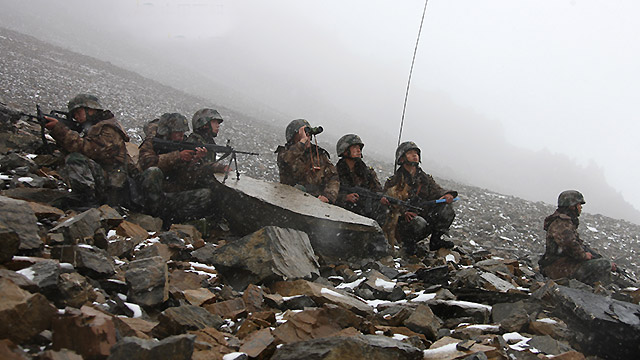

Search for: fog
xmin=2 ymin=0 xmax=639 ymax=223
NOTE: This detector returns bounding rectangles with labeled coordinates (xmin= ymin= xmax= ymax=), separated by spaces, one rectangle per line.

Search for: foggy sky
xmin=2 ymin=0 xmax=639 ymax=223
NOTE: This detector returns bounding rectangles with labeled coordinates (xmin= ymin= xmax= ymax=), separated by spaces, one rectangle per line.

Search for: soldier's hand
xmin=318 ymin=195 xmax=329 ymax=203
xmin=404 ymin=211 xmax=417 ymax=222
xmin=585 ymin=252 xmax=593 ymax=260
xmin=346 ymin=193 xmax=359 ymax=203
xmin=440 ymin=193 xmax=454 ymax=204
xmin=194 ymin=147 xmax=207 ymax=160
xmin=611 ymin=262 xmax=617 ymax=272
xmin=43 ymin=115 xmax=58 ymax=130
xmin=380 ymin=197 xmax=390 ymax=206
xmin=179 ymin=150 xmax=196 ymax=162
xmin=298 ymin=126 xmax=310 ymax=144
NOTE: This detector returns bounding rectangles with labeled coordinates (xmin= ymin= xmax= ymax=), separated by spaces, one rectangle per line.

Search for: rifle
xmin=19 ymin=105 xmax=81 ymax=154
xmin=340 ymin=185 xmax=424 ymax=212
xmin=582 ymin=244 xmax=638 ymax=285
xmin=151 ymin=137 xmax=259 ymax=183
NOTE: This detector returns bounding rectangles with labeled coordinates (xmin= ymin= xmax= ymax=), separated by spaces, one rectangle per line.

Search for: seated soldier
xmin=138 ymin=112 xmax=219 ymax=224
xmin=384 ymin=141 xmax=457 ymax=255
xmin=335 ymin=134 xmax=389 ymax=222
xmin=275 ymin=119 xmax=339 ymax=204
xmin=185 ymin=108 xmax=227 ymax=173
xmin=44 ymin=94 xmax=137 ymax=208
xmin=538 ymin=190 xmax=615 ymax=285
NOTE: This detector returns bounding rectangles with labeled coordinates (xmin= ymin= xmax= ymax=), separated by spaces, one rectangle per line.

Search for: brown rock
xmin=272 ymin=305 xmax=364 ymax=344
xmin=153 ymin=305 xmax=224 ymax=338
xmin=423 ymin=336 xmax=498 ymax=360
xmin=97 ymin=205 xmax=124 ymax=228
xmin=0 ymin=339 xmax=28 ymax=360
xmin=243 ymin=284 xmax=266 ymax=313
xmin=403 ymin=304 xmax=442 ymax=341
xmin=204 ymin=298 xmax=247 ymax=320
xmin=126 ymin=213 xmax=163 ymax=233
xmin=529 ymin=317 xmax=572 ymax=341
xmin=183 ymin=288 xmax=216 ymax=306
xmin=0 ymin=195 xmax=41 ymax=250
xmin=550 ymin=351 xmax=586 ymax=360
xmin=135 ymin=242 xmax=172 ymax=261
xmin=26 ymin=201 xmax=64 ymax=221
xmin=116 ymin=220 xmax=149 ymax=243
xmin=271 ymin=279 xmax=373 ymax=316
xmin=169 ymin=224 xmax=202 ymax=245
xmin=52 ymin=305 xmax=117 ymax=359
xmin=39 ymin=349 xmax=83 ymax=360
xmin=0 ymin=278 xmax=57 ymax=343
xmin=49 ymin=208 xmax=101 ymax=245
xmin=125 ymin=256 xmax=168 ymax=307
xmin=239 ymin=328 xmax=276 ymax=358
xmin=57 ymin=272 xmax=97 ymax=308
xmin=169 ymin=270 xmax=208 ymax=292
xmin=113 ymin=317 xmax=158 ymax=339
xmin=0 ymin=226 xmax=20 ymax=264
xmin=190 ymin=327 xmax=234 ymax=359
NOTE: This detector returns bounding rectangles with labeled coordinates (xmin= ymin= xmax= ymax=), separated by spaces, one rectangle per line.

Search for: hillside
xmin=2 ymin=26 xmax=638 ymax=278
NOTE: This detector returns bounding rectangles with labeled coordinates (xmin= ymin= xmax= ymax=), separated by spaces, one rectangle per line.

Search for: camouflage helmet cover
xmin=395 ymin=141 xmax=421 ymax=165
xmin=336 ymin=134 xmax=364 ymax=157
xmin=557 ymin=190 xmax=586 ymax=207
xmin=192 ymin=108 xmax=223 ymax=130
xmin=156 ymin=112 xmax=189 ymax=136
xmin=67 ymin=93 xmax=103 ymax=113
xmin=285 ymin=118 xmax=310 ymax=143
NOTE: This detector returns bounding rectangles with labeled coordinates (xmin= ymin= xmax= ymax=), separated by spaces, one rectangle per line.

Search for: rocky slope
xmin=1 ymin=26 xmax=640 ymax=360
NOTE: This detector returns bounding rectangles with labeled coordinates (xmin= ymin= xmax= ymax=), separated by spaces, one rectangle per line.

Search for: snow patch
xmin=16 ymin=267 xmax=36 ymax=281
xmin=374 ymin=278 xmax=396 ymax=290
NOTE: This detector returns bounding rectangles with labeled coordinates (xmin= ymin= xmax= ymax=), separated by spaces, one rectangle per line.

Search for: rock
xmin=1 ymin=187 xmax=69 ymax=205
xmin=423 ymin=336 xmax=500 ymax=360
xmin=126 ymin=213 xmax=163 ymax=232
xmin=125 ymin=256 xmax=168 ymax=307
xmin=527 ymin=335 xmax=575 ymax=356
xmin=528 ymin=317 xmax=572 ymax=341
xmin=415 ymin=265 xmax=450 ymax=286
xmin=190 ymin=243 xmax=217 ymax=264
xmin=51 ymin=305 xmax=117 ymax=359
xmin=204 ymin=298 xmax=247 ymax=320
xmin=271 ymin=279 xmax=373 ymax=316
xmin=153 ymin=305 xmax=224 ymax=338
xmin=210 ymin=226 xmax=320 ymax=291
xmin=541 ymin=283 xmax=640 ymax=359
xmin=113 ymin=317 xmax=157 ymax=339
xmin=0 ymin=339 xmax=28 ymax=360
xmin=427 ymin=299 xmax=492 ymax=325
xmin=0 ymin=227 xmax=20 ymax=263
xmin=116 ymin=220 xmax=149 ymax=243
xmin=0 ymin=195 xmax=41 ymax=250
xmin=271 ymin=334 xmax=423 ymax=360
xmin=210 ymin=174 xmax=389 ymax=262
xmin=356 ymin=270 xmax=405 ymax=301
xmin=16 ymin=259 xmax=60 ymax=294
xmin=242 ymin=284 xmax=266 ymax=313
xmin=403 ymin=304 xmax=442 ymax=341
xmin=0 ymin=153 xmax=37 ymax=172
xmin=282 ymin=295 xmax=317 ymax=310
xmin=491 ymin=301 xmax=536 ymax=333
xmin=26 ymin=201 xmax=64 ymax=221
xmin=39 ymin=349 xmax=83 ymax=360
xmin=57 ymin=272 xmax=97 ymax=308
xmin=169 ymin=270 xmax=208 ymax=292
xmin=238 ymin=328 xmax=276 ymax=358
xmin=0 ymin=278 xmax=57 ymax=343
xmin=169 ymin=224 xmax=202 ymax=245
xmin=51 ymin=245 xmax=116 ymax=278
xmin=158 ymin=231 xmax=187 ymax=249
xmin=190 ymin=327 xmax=235 ymax=359
xmin=108 ymin=334 xmax=195 ymax=360
xmin=183 ymin=288 xmax=216 ymax=307
xmin=272 ymin=305 xmax=364 ymax=344
xmin=49 ymin=208 xmax=102 ymax=244
xmin=97 ymin=205 xmax=124 ymax=228
xmin=0 ymin=269 xmax=37 ymax=292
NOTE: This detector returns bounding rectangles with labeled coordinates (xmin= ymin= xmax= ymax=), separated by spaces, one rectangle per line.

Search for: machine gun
xmin=151 ymin=137 xmax=259 ymax=183
xmin=19 ymin=105 xmax=81 ymax=154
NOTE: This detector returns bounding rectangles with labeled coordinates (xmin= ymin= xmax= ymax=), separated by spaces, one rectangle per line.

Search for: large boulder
xmin=49 ymin=208 xmax=101 ymax=244
xmin=108 ymin=334 xmax=195 ymax=360
xmin=209 ymin=226 xmax=320 ymax=290
xmin=125 ymin=256 xmax=169 ymax=307
xmin=0 ymin=278 xmax=57 ymax=343
xmin=0 ymin=195 xmax=41 ymax=250
xmin=51 ymin=305 xmax=117 ymax=359
xmin=210 ymin=175 xmax=389 ymax=262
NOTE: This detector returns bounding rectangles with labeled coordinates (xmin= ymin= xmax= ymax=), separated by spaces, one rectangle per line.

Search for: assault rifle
xmin=151 ymin=137 xmax=259 ymax=183
xmin=340 ymin=185 xmax=424 ymax=212
xmin=583 ymin=244 xmax=638 ymax=285
xmin=19 ymin=105 xmax=80 ymax=154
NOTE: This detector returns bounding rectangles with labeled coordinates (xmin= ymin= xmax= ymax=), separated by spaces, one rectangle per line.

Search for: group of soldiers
xmin=41 ymin=93 xmax=623 ymax=287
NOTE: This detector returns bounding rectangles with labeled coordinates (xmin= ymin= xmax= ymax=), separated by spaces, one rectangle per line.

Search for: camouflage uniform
xmin=50 ymin=96 xmax=137 ymax=207
xmin=138 ymin=113 xmax=219 ymax=224
xmin=335 ymin=158 xmax=386 ymax=221
xmin=539 ymin=208 xmax=612 ymax=285
xmin=184 ymin=132 xmax=227 ymax=173
xmin=276 ymin=142 xmax=339 ymax=203
xmin=382 ymin=141 xmax=457 ymax=254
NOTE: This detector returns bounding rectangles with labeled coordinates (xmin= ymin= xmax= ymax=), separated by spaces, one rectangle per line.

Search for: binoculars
xmin=305 ymin=126 xmax=323 ymax=136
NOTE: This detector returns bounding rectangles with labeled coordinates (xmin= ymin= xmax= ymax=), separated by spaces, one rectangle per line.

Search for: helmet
xmin=395 ymin=141 xmax=421 ymax=165
xmin=192 ymin=108 xmax=223 ymax=130
xmin=285 ymin=119 xmax=310 ymax=143
xmin=558 ymin=190 xmax=586 ymax=207
xmin=336 ymin=134 xmax=364 ymax=157
xmin=67 ymin=94 xmax=103 ymax=114
xmin=156 ymin=112 xmax=189 ymax=136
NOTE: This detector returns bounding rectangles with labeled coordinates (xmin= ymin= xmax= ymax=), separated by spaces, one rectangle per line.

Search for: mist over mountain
xmin=0 ymin=0 xmax=638 ymax=224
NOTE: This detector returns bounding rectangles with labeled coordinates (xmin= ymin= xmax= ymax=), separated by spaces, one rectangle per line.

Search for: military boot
xmin=429 ymin=232 xmax=454 ymax=251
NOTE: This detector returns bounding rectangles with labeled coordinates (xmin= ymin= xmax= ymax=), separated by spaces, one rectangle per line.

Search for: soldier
xmin=538 ymin=190 xmax=615 ymax=285
xmin=138 ymin=112 xmax=218 ymax=223
xmin=43 ymin=94 xmax=137 ymax=208
xmin=335 ymin=134 xmax=389 ymax=221
xmin=185 ymin=108 xmax=227 ymax=173
xmin=383 ymin=141 xmax=457 ymax=255
xmin=275 ymin=119 xmax=339 ymax=204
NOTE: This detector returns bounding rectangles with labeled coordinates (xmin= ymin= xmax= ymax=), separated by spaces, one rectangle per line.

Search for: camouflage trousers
xmin=62 ymin=152 xmax=128 ymax=207
xmin=572 ymin=258 xmax=613 ymax=285
xmin=341 ymin=197 xmax=389 ymax=226
xmin=140 ymin=167 xmax=217 ymax=225
xmin=397 ymin=203 xmax=456 ymax=254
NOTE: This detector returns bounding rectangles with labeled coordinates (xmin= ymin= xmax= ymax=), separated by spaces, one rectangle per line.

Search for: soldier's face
xmin=348 ymin=145 xmax=362 ymax=158
xmin=404 ymin=150 xmax=420 ymax=163
xmin=73 ymin=108 xmax=97 ymax=123
xmin=576 ymin=203 xmax=582 ymax=215
xmin=169 ymin=132 xmax=184 ymax=141
xmin=210 ymin=120 xmax=221 ymax=135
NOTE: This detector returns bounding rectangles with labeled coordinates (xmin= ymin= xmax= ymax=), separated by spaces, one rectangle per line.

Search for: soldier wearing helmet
xmin=334 ymin=134 xmax=389 ymax=221
xmin=185 ymin=108 xmax=228 ymax=173
xmin=43 ymin=94 xmax=138 ymax=208
xmin=383 ymin=141 xmax=458 ymax=255
xmin=275 ymin=119 xmax=339 ymax=204
xmin=538 ymin=190 xmax=615 ymax=285
xmin=138 ymin=112 xmax=219 ymax=223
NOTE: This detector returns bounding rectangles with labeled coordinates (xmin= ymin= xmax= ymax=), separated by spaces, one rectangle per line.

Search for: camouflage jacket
xmin=335 ymin=158 xmax=382 ymax=207
xmin=50 ymin=113 xmax=137 ymax=186
xmin=384 ymin=166 xmax=456 ymax=208
xmin=275 ymin=142 xmax=339 ymax=203
xmin=539 ymin=210 xmax=589 ymax=279
xmin=185 ymin=132 xmax=227 ymax=172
